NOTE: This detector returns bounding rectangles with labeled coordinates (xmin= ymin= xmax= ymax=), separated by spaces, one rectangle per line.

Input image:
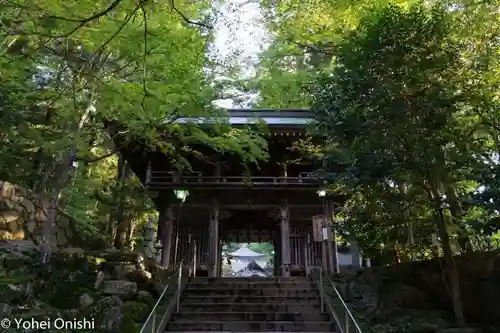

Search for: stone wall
xmin=343 ymin=251 xmax=500 ymax=329
xmin=0 ymin=180 xmax=81 ymax=248
xmin=381 ymin=252 xmax=500 ymax=325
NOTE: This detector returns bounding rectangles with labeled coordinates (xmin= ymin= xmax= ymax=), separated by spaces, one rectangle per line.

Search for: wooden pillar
xmin=214 ymin=161 xmax=222 ymax=180
xmin=209 ymin=200 xmax=219 ymax=277
xmin=350 ymin=240 xmax=362 ymax=268
xmin=321 ymin=234 xmax=328 ymax=271
xmin=280 ymin=199 xmax=291 ymax=277
xmin=325 ymin=200 xmax=339 ymax=274
xmin=273 ymin=231 xmax=280 ymax=277
xmin=145 ymin=161 xmax=152 ymax=185
xmin=304 ymin=234 xmax=311 ymax=276
xmin=160 ymin=206 xmax=174 ymax=269
xmin=280 ymin=163 xmax=288 ymax=183
xmin=156 ymin=207 xmax=165 ymax=245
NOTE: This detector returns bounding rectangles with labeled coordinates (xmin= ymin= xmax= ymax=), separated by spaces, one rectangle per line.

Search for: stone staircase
xmin=165 ymin=277 xmax=335 ymax=332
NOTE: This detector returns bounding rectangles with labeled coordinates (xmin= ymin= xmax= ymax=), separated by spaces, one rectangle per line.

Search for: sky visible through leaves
xmin=212 ymin=0 xmax=268 ymax=108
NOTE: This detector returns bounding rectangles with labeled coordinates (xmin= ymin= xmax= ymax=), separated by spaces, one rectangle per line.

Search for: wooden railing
xmin=146 ymin=170 xmax=323 ymax=186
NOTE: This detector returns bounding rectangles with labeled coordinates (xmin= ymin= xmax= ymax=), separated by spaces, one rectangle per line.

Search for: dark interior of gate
xmin=111 ymin=109 xmax=344 ymax=277
xmin=161 ymin=188 xmax=326 ymax=277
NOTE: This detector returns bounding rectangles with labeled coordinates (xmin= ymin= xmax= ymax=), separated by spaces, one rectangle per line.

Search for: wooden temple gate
xmin=152 ymin=187 xmax=337 ymax=278
xmin=113 ymin=109 xmax=354 ymax=277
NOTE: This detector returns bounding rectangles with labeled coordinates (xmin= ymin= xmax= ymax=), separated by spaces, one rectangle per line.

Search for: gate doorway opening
xmin=221 ymin=242 xmax=275 ymax=277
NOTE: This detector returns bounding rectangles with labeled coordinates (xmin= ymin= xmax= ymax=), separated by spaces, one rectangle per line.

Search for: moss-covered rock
xmin=137 ymin=290 xmax=155 ymax=309
xmin=120 ymin=314 xmax=142 ymax=333
xmin=85 ymin=295 xmax=123 ymax=332
xmin=33 ymin=254 xmax=98 ymax=309
xmin=121 ymin=300 xmax=150 ymax=322
xmin=0 ymin=284 xmax=26 ymax=304
xmin=0 ymin=244 xmax=167 ymax=333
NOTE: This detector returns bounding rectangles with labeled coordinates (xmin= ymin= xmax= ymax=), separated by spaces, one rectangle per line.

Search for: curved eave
xmin=171 ymin=108 xmax=314 ymax=128
xmin=173 ymin=117 xmax=312 ymax=127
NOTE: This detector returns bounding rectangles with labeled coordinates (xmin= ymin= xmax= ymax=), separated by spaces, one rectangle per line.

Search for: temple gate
xmin=113 ymin=109 xmax=355 ymax=277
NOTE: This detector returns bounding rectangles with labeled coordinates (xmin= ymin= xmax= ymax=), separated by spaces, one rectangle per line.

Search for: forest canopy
xmin=0 ymin=0 xmax=499 ymax=325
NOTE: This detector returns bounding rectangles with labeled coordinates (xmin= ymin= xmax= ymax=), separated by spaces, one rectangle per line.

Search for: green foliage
xmin=121 ymin=301 xmax=150 ymax=323
xmin=255 ymin=0 xmax=499 ymax=260
xmin=253 ymin=0 xmax=418 ymax=108
xmin=298 ymin=1 xmax=499 ymax=323
xmin=0 ymin=0 xmax=268 ymax=249
xmin=309 ymin=2 xmax=499 ymax=252
xmin=34 ymin=253 xmax=98 ymax=308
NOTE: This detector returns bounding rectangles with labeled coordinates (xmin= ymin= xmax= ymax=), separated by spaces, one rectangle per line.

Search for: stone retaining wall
xmin=0 ymin=180 xmax=80 ymax=248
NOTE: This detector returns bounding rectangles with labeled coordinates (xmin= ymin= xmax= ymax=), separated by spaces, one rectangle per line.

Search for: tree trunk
xmin=394 ymin=248 xmax=401 ymax=264
xmin=114 ymin=220 xmax=127 ymax=249
xmin=113 ymin=155 xmax=132 ymax=250
xmin=40 ymin=95 xmax=94 ymax=262
xmin=429 ymin=182 xmax=466 ymax=326
xmin=106 ymin=214 xmax=114 ymax=247
xmin=397 ymin=182 xmax=416 ymax=261
xmin=444 ymin=184 xmax=473 ymax=253
xmin=122 ymin=165 xmax=135 ymax=249
xmin=31 ymin=106 xmax=56 ymax=190
xmin=126 ymin=219 xmax=136 ymax=247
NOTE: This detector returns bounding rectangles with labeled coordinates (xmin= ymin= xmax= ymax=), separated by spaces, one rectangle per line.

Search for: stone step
xmin=180 ymin=303 xmax=323 ymax=312
xmin=183 ymin=288 xmax=318 ymax=297
xmin=165 ymin=321 xmax=334 ymax=332
xmin=189 ymin=278 xmax=312 ymax=286
xmin=181 ymin=295 xmax=320 ymax=304
xmin=191 ymin=277 xmax=311 ymax=282
xmin=171 ymin=311 xmax=330 ymax=322
xmin=188 ymin=280 xmax=315 ymax=288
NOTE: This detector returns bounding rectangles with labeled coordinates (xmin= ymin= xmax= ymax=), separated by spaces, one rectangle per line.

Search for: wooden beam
xmin=149 ymin=189 xmax=337 ymax=207
xmin=169 ymin=203 xmax=322 ymax=209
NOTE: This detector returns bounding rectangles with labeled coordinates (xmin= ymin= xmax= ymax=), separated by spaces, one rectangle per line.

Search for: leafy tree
xmin=310 ymin=3 xmax=499 ymax=325
xmin=252 ymin=0 xmax=417 ymax=108
xmin=0 ymin=0 xmax=267 ymax=255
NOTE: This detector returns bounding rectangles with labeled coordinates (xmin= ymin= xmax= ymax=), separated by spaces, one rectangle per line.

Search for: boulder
xmin=86 ymin=296 xmax=123 ymax=332
xmin=121 ymin=301 xmax=150 ymax=322
xmin=102 ymin=280 xmax=138 ymax=298
xmin=79 ymin=293 xmax=94 ymax=308
xmin=137 ymin=290 xmax=156 ymax=308
xmin=0 ymin=303 xmax=11 ymax=316
xmin=94 ymin=270 xmax=108 ymax=289
xmin=114 ymin=263 xmax=136 ymax=280
xmin=0 ymin=284 xmax=25 ymax=304
xmin=61 ymin=248 xmax=85 ymax=255
xmin=0 ymin=181 xmax=16 ymax=199
xmin=125 ymin=269 xmax=152 ymax=289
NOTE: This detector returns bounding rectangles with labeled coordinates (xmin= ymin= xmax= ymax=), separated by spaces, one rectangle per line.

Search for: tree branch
xmin=171 ymin=0 xmax=212 ymax=29
xmin=47 ymin=0 xmax=123 ymax=23
xmin=78 ymin=150 xmax=117 ymax=163
xmin=140 ymin=2 xmax=149 ymax=109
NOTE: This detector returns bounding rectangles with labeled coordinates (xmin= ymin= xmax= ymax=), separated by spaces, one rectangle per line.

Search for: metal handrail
xmin=139 ymin=240 xmax=197 ymax=333
xmin=307 ymin=243 xmax=363 ymax=333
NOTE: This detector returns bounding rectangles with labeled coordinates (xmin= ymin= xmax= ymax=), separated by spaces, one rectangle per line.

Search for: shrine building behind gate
xmin=113 ymin=109 xmax=354 ymax=277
